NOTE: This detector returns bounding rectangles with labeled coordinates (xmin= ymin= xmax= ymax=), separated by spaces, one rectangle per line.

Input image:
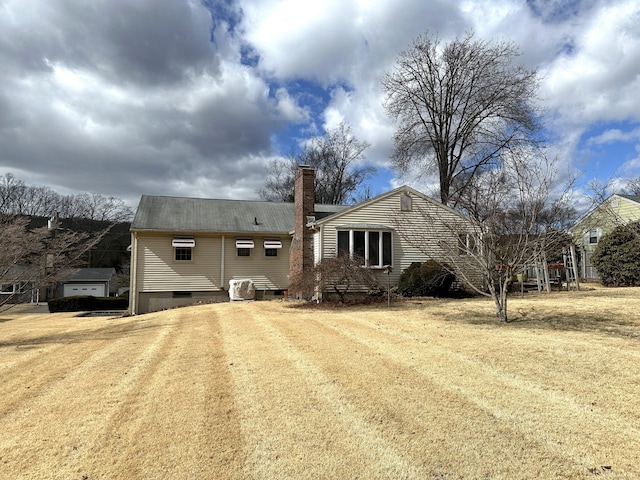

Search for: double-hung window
xmin=337 ymin=228 xmax=392 ymax=267
xmin=172 ymin=236 xmax=195 ymax=262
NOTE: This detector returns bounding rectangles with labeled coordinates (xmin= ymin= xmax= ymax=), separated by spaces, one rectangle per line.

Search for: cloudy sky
xmin=1 ymin=0 xmax=639 ymax=211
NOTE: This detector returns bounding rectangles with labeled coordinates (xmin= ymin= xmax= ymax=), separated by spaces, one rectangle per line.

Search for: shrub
xmin=289 ymin=254 xmax=383 ymax=303
xmin=397 ymin=260 xmax=455 ymax=297
xmin=592 ymin=221 xmax=640 ymax=287
xmin=48 ymin=295 xmax=129 ymax=313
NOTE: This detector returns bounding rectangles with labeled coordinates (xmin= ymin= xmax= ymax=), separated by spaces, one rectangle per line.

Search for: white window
xmin=173 ymin=236 xmax=195 ymax=261
xmin=585 ymin=228 xmax=601 ymax=245
xmin=236 ymin=238 xmax=254 ymax=257
xmin=337 ymin=229 xmax=392 ymax=267
xmin=458 ymin=233 xmax=478 ymax=255
xmin=264 ymin=239 xmax=282 ymax=257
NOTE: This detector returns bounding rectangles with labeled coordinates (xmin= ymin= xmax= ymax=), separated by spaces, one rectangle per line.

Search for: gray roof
xmin=63 ymin=268 xmax=116 ymax=282
xmin=131 ymin=195 xmax=347 ymax=234
xmin=618 ymin=194 xmax=640 ymax=204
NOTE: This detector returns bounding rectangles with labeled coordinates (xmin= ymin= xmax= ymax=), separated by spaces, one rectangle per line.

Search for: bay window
xmin=337 ymin=229 xmax=392 ymax=267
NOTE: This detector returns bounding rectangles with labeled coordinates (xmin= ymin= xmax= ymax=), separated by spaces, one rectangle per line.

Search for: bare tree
xmin=0 ymin=173 xmax=26 ymax=213
xmin=395 ymin=150 xmax=566 ymax=322
xmin=382 ymin=31 xmax=543 ymax=207
xmin=289 ymin=254 xmax=382 ymax=303
xmin=0 ymin=173 xmax=133 ymax=222
xmin=259 ymin=156 xmax=297 ymax=202
xmin=0 ymin=215 xmax=112 ymax=309
xmin=625 ymin=177 xmax=640 ymax=196
xmin=259 ymin=122 xmax=375 ymax=205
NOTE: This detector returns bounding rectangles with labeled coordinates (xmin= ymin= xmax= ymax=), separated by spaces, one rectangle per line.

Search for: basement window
xmin=173 ymin=291 xmax=192 ymax=298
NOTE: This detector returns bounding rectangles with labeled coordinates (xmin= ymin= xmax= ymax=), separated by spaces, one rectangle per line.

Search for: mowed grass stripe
xmin=307 ymin=308 xmax=640 ymax=476
xmin=81 ymin=307 xmax=244 ymax=479
xmin=220 ymin=303 xmax=428 ymax=479
xmin=0 ymin=315 xmax=139 ymax=416
xmin=0 ymin=315 xmax=178 ymax=478
xmin=347 ymin=307 xmax=640 ymax=427
xmin=267 ymin=307 xmax=577 ymax=479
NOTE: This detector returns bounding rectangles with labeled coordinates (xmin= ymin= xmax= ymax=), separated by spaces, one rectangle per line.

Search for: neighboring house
xmin=58 ymin=268 xmax=117 ymax=298
xmin=0 ymin=266 xmax=41 ymax=304
xmin=129 ymin=166 xmax=478 ymax=314
xmin=1 ymin=267 xmax=116 ymax=303
xmin=571 ymin=194 xmax=640 ymax=281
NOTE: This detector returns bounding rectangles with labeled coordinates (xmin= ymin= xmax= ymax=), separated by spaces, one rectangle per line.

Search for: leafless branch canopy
xmin=259 ymin=122 xmax=374 ymax=205
xmin=383 ymin=31 xmax=543 ymax=207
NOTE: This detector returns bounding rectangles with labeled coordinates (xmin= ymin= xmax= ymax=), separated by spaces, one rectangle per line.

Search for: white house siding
xmin=318 ymin=189 xmax=467 ymax=286
xmin=222 ymin=235 xmax=291 ymax=291
xmin=136 ymin=233 xmax=221 ymax=292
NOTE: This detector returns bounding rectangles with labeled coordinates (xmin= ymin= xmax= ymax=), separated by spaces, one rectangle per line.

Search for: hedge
xmin=48 ymin=295 xmax=129 ymax=313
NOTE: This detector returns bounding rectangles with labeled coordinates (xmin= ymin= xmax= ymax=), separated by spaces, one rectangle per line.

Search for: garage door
xmin=63 ymin=284 xmax=105 ymax=297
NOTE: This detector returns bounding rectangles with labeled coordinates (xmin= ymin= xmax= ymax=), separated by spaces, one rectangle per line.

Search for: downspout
xmin=220 ymin=235 xmax=225 ymax=292
xmin=129 ymin=232 xmax=138 ymax=315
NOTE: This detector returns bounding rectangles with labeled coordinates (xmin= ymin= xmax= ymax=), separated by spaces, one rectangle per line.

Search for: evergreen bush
xmin=592 ymin=221 xmax=640 ymax=286
xmin=397 ymin=260 xmax=455 ymax=297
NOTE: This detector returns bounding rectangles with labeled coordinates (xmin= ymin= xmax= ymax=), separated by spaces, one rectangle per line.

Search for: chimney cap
xmin=298 ymin=164 xmax=312 ymax=169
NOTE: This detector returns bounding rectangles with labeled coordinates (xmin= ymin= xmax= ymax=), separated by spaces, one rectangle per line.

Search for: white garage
xmin=63 ymin=284 xmax=106 ymax=297
xmin=59 ymin=268 xmax=116 ymax=298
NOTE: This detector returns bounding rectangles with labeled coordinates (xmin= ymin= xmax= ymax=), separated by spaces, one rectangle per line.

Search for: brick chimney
xmin=290 ymin=165 xmax=315 ymax=285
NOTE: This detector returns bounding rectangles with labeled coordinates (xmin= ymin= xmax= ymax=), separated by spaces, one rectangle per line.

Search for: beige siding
xmin=571 ymin=196 xmax=640 ymax=281
xmin=136 ymin=233 xmax=221 ymax=292
xmin=222 ymin=235 xmax=291 ymax=291
xmin=318 ymin=190 xmax=469 ymax=286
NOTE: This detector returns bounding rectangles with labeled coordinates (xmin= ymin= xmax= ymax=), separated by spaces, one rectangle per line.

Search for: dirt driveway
xmin=1 ymin=295 xmax=639 ymax=479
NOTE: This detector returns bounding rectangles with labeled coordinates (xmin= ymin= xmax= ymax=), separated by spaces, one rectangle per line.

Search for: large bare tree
xmin=259 ymin=122 xmax=375 ymax=205
xmin=395 ymin=150 xmax=569 ymax=322
xmin=382 ymin=31 xmax=543 ymax=207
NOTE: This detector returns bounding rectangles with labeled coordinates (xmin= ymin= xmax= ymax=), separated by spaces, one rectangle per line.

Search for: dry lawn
xmin=1 ymin=286 xmax=640 ymax=479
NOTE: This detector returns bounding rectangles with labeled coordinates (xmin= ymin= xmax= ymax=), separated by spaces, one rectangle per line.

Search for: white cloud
xmin=1 ymin=0 xmax=639 ymax=208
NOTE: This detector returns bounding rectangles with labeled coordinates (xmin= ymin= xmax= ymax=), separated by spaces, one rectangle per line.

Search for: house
xmin=0 ymin=266 xmax=41 ymax=304
xmin=58 ymin=268 xmax=117 ymax=298
xmin=128 ymin=166 xmax=477 ymax=314
xmin=571 ymin=194 xmax=640 ymax=280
